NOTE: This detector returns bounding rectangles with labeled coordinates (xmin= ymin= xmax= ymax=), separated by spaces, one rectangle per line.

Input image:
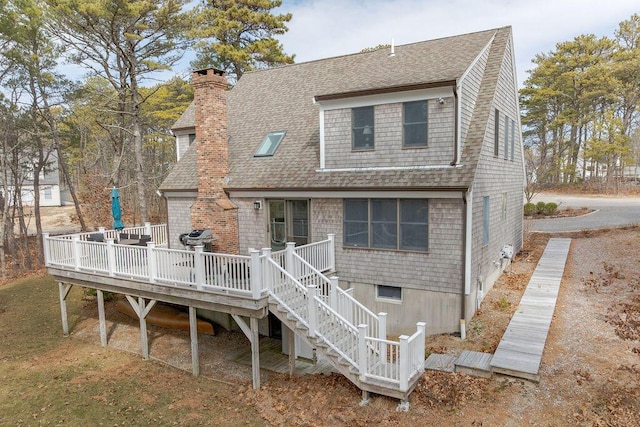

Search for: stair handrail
xmin=290 ymin=250 xmax=381 ymax=339
xmin=262 ymin=254 xmax=311 ymax=329
xmin=310 ymin=288 xmax=360 ymax=369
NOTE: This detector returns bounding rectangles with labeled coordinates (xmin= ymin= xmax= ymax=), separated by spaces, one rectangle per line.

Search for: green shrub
xmin=536 ymin=201 xmax=546 ymax=214
xmin=524 ymin=202 xmax=537 ymax=216
xmin=543 ymin=202 xmax=558 ymax=215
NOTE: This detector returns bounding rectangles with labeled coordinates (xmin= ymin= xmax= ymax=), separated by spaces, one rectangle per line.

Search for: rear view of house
xmin=161 ymin=26 xmax=524 ymax=338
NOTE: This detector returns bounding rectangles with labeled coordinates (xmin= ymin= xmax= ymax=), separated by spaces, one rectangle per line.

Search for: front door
xmin=268 ymin=199 xmax=309 ymax=250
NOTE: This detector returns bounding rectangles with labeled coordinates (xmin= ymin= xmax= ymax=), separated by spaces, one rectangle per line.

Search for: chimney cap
xmin=193 ymin=68 xmax=226 ymax=77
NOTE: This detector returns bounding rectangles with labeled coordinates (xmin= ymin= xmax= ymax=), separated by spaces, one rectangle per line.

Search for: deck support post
xmin=125 ymin=295 xmax=157 ymax=360
xmin=231 ymin=314 xmax=261 ymax=389
xmin=287 ymin=326 xmax=296 ymax=377
xmin=97 ymin=290 xmax=107 ymax=347
xmin=189 ymin=306 xmax=200 ymax=377
xmin=58 ymin=282 xmax=73 ymax=336
xmin=359 ymin=390 xmax=370 ymax=406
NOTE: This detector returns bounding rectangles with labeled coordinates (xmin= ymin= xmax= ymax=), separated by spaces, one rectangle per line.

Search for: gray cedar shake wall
xmin=460 ymin=46 xmax=490 ymax=143
xmin=166 ymin=196 xmax=196 ymax=249
xmin=311 ymin=198 xmax=464 ymax=293
xmin=469 ymin=31 xmax=524 ymax=321
xmin=323 ymin=99 xmax=455 ymax=169
xmin=236 ymin=198 xmax=267 ymax=254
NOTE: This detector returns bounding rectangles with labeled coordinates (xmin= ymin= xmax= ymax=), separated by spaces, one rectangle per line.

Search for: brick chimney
xmin=190 ymin=68 xmax=239 ymax=254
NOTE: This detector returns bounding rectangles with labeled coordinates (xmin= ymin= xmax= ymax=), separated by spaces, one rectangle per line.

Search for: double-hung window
xmin=403 ymin=100 xmax=428 ymax=147
xmin=344 ymin=199 xmax=428 ymax=252
xmin=352 ymin=106 xmax=374 ymax=150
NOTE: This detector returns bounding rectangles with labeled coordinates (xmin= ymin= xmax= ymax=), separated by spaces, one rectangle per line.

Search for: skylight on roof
xmin=255 ymin=131 xmax=286 ymax=157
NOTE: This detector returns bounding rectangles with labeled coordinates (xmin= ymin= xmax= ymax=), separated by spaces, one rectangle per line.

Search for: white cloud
xmin=277 ymin=0 xmax=638 ymax=87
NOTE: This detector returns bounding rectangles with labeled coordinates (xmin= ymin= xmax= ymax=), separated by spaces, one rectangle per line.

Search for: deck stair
xmin=263 ymin=243 xmax=426 ymax=403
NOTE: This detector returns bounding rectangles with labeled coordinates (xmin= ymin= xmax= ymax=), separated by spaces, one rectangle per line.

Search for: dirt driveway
xmin=57 ymin=227 xmax=639 ymax=426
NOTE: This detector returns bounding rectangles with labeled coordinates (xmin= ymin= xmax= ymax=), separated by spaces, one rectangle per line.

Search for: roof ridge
xmin=240 ymin=27 xmax=506 ymax=78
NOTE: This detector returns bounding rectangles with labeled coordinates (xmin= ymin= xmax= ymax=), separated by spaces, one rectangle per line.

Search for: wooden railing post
xmin=42 ymin=233 xmax=50 ymax=266
xmin=327 ymin=234 xmax=335 ymax=271
xmin=399 ymin=334 xmax=409 ymax=392
xmin=250 ymin=249 xmax=261 ymax=299
xmin=358 ymin=324 xmax=368 ymax=382
xmin=72 ymin=235 xmax=81 ymax=271
xmin=106 ymin=239 xmax=116 ymax=276
xmin=378 ymin=312 xmax=387 ymax=362
xmin=285 ymin=242 xmax=296 ymax=277
xmin=194 ymin=245 xmax=204 ymax=290
xmin=147 ymin=241 xmax=156 ymax=283
xmin=416 ymin=322 xmax=426 ymax=372
xmin=144 ymin=222 xmax=151 ymax=237
xmin=307 ymin=285 xmax=317 ymax=337
xmin=261 ymin=248 xmax=272 ymax=292
xmin=329 ymin=276 xmax=339 ymax=311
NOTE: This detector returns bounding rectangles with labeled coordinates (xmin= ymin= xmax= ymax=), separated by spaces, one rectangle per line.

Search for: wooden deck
xmin=490 ymin=238 xmax=571 ymax=381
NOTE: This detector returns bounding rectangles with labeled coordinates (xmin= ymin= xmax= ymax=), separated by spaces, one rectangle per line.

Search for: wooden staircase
xmin=263 ymin=247 xmax=426 ymax=404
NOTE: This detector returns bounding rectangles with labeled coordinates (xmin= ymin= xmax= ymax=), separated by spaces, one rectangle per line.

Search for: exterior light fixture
xmin=254 ymin=200 xmax=262 ymax=210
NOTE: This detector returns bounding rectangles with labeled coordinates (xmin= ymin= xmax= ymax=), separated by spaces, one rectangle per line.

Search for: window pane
xmin=504 ymin=115 xmax=509 ymax=160
xmin=255 ymin=131 xmax=286 ymax=157
xmin=494 ymin=109 xmax=500 ymax=156
xmin=404 ymin=101 xmax=427 ymax=147
xmin=404 ymin=100 xmax=427 ymax=123
xmin=344 ymin=199 xmax=368 ymax=247
xmin=401 ymin=199 xmax=427 ymax=222
xmin=400 ymin=199 xmax=428 ymax=251
xmin=352 ymin=106 xmax=374 ymax=150
xmin=377 ymin=285 xmax=402 ymax=300
xmin=344 ymin=199 xmax=368 ymax=221
xmin=371 ymin=199 xmax=397 ymax=248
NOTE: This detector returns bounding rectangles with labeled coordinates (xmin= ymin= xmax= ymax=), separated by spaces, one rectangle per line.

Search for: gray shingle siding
xmin=166 ymin=196 xmax=196 ymax=249
xmin=470 ymin=32 xmax=524 ymax=317
xmin=313 ymin=198 xmax=463 ymax=294
xmin=323 ymin=99 xmax=455 ymax=169
xmin=236 ymin=198 xmax=267 ymax=253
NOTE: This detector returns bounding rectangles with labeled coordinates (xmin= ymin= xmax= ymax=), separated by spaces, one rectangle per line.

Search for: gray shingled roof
xmin=161 ymin=27 xmax=510 ymax=192
xmin=160 ymin=143 xmax=198 ymax=191
xmin=171 ymin=102 xmax=195 ymax=131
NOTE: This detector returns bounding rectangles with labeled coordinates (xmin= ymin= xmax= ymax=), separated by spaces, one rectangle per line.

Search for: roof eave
xmin=314 ymin=80 xmax=458 ymax=102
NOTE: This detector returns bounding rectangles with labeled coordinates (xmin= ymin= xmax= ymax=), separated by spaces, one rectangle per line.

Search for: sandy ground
xmin=64 ymin=227 xmax=640 ymax=426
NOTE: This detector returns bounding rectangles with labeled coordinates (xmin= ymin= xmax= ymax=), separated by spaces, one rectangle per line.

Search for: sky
xmin=254 ymin=0 xmax=639 ymax=89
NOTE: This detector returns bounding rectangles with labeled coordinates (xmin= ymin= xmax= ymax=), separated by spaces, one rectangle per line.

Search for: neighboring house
xmin=160 ymin=26 xmax=525 ymax=338
xmin=1 ymin=152 xmax=64 ymax=207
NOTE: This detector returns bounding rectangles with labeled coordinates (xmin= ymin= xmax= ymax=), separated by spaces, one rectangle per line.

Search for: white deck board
xmin=490 ymin=238 xmax=571 ymax=381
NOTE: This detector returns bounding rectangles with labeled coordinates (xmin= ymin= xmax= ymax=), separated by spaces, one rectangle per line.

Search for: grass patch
xmin=0 ymin=275 xmax=266 ymax=426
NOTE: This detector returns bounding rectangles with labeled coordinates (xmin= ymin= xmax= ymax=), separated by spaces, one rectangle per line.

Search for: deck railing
xmin=261 ymin=247 xmax=425 ymax=392
xmin=43 ymin=226 xmax=425 ymax=394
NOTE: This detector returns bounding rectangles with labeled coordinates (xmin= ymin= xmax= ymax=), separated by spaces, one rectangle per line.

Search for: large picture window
xmin=344 ymin=199 xmax=428 ymax=251
xmin=403 ymin=100 xmax=428 ymax=147
xmin=352 ymin=106 xmax=374 ymax=150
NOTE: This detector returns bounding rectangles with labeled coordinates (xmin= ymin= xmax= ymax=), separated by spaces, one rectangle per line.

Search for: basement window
xmin=255 ymin=131 xmax=286 ymax=157
xmin=376 ymin=285 xmax=402 ymax=302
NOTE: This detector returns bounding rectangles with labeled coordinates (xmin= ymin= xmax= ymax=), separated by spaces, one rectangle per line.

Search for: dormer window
xmin=255 ymin=131 xmax=286 ymax=157
xmin=352 ymin=106 xmax=374 ymax=150
xmin=403 ymin=100 xmax=428 ymax=147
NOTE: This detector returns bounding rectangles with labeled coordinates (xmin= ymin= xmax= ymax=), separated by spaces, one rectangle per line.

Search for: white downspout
xmin=464 ymin=187 xmax=473 ymax=295
xmin=461 ymin=187 xmax=473 ymax=340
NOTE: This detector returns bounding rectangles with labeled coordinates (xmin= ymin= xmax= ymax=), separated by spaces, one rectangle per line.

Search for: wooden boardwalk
xmin=490 ymin=238 xmax=571 ymax=381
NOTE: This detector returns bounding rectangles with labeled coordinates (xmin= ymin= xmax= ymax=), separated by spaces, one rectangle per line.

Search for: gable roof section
xmin=171 ymin=102 xmax=195 ymax=131
xmin=160 ymin=143 xmax=198 ymax=191
xmin=161 ymin=27 xmax=512 ymax=192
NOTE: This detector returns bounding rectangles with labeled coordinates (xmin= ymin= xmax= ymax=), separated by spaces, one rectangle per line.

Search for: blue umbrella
xmin=111 ymin=187 xmax=125 ymax=230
